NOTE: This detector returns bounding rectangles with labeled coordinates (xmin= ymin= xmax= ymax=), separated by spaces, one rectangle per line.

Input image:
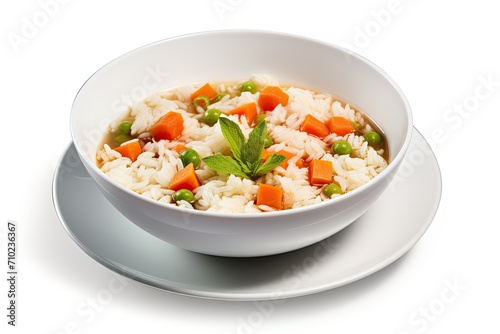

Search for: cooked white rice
xmin=96 ymin=74 xmax=388 ymax=213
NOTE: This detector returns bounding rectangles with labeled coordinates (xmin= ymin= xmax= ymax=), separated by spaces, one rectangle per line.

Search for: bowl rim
xmin=70 ymin=29 xmax=414 ymax=219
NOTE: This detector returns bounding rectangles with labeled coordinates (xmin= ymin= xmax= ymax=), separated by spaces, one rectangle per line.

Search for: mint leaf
xmin=202 ymin=154 xmax=248 ymax=179
xmin=204 ymin=117 xmax=286 ymax=180
xmin=255 ymin=153 xmax=286 ymax=176
xmin=219 ymin=117 xmax=245 ymax=163
xmin=242 ymin=120 xmax=266 ymax=166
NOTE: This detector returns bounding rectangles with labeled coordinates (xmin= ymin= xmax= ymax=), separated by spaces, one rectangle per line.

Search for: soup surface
xmin=96 ymin=74 xmax=388 ymax=212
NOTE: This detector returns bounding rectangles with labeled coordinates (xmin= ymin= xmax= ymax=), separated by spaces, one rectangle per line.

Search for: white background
xmin=2 ymin=0 xmax=499 ymax=333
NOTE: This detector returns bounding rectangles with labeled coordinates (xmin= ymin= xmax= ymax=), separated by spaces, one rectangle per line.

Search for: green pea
xmin=203 ymin=108 xmax=221 ymax=126
xmin=254 ymin=114 xmax=266 ymax=126
xmin=113 ymin=133 xmax=133 ymax=145
xmin=323 ymin=183 xmax=343 ymax=198
xmin=351 ymin=121 xmax=361 ymax=131
xmin=240 ymin=81 xmax=257 ymax=94
xmin=211 ymin=93 xmax=228 ymax=103
xmin=117 ymin=121 xmax=133 ymax=135
xmin=180 ymin=149 xmax=201 ymax=168
xmin=332 ymin=140 xmax=352 ymax=155
xmin=172 ymin=189 xmax=195 ymax=203
xmin=363 ymin=131 xmax=382 ymax=146
xmin=263 ymin=134 xmax=273 ymax=148
xmin=193 ymin=95 xmax=211 ymax=110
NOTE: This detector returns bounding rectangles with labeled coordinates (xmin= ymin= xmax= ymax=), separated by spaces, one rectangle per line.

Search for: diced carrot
xmin=173 ymin=144 xmax=187 ymax=154
xmin=261 ymin=149 xmax=272 ymax=161
xmin=190 ymin=83 xmax=217 ymax=100
xmin=256 ymin=184 xmax=283 ymax=210
xmin=263 ymin=149 xmax=304 ymax=169
xmin=169 ymin=163 xmax=201 ymax=191
xmin=326 ymin=116 xmax=356 ymax=136
xmin=276 ymin=150 xmax=295 ymax=167
xmin=258 ymin=86 xmax=289 ymax=111
xmin=229 ymin=102 xmax=258 ymax=126
xmin=114 ymin=141 xmax=142 ymax=162
xmin=295 ymin=159 xmax=305 ymax=168
xmin=299 ymin=114 xmax=330 ymax=139
xmin=150 ymin=112 xmax=184 ymax=141
xmin=308 ymin=159 xmax=333 ymax=185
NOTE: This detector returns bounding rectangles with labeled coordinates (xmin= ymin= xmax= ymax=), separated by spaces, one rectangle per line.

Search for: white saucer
xmin=52 ymin=128 xmax=441 ymax=301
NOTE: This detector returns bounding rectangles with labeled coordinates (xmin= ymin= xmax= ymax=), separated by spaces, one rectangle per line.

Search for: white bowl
xmin=70 ymin=30 xmax=413 ymax=257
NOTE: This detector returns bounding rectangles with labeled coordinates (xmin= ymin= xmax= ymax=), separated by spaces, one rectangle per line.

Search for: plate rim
xmin=52 ymin=127 xmax=442 ymax=301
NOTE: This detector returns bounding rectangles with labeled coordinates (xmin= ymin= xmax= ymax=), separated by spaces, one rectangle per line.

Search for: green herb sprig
xmin=202 ymin=117 xmax=286 ymax=180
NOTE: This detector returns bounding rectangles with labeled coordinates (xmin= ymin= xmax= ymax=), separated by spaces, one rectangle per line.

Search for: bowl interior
xmin=71 ymin=30 xmax=411 ymax=191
